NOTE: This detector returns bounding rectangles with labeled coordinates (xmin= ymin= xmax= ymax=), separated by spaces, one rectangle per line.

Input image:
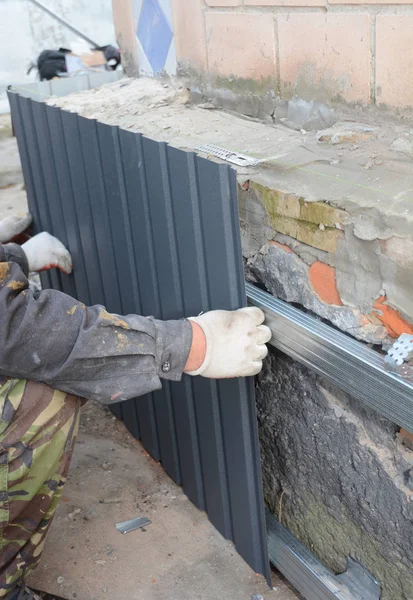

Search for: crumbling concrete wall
xmin=171 ymin=0 xmax=413 ymax=112
xmin=256 ymin=349 xmax=413 ymax=600
xmin=241 ymin=179 xmax=413 ymax=346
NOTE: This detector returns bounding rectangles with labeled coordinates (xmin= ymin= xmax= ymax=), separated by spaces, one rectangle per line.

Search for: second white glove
xmin=22 ymin=232 xmax=72 ymax=274
xmin=0 ymin=213 xmax=32 ymax=243
xmin=187 ymin=307 xmax=271 ymax=378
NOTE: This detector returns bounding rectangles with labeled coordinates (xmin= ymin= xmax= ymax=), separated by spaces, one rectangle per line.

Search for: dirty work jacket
xmin=0 ymin=243 xmax=192 ymax=404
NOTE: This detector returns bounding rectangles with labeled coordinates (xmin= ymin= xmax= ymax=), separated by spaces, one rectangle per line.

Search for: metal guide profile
xmin=247 ymin=283 xmax=413 ymax=433
xmin=267 ymin=512 xmax=380 ymax=600
xmin=196 ymin=143 xmax=260 ymax=167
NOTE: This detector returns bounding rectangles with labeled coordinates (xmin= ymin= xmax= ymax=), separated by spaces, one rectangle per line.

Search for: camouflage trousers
xmin=0 ymin=378 xmax=81 ymax=597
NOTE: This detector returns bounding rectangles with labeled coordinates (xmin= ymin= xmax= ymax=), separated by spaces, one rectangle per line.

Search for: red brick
xmin=278 ymin=14 xmax=371 ymax=103
xmin=268 ymin=241 xmax=295 ymax=254
xmin=205 ymin=12 xmax=277 ymax=82
xmin=376 ymin=16 xmax=413 ymax=108
xmin=171 ymin=0 xmax=207 ymax=71
xmin=400 ymin=429 xmax=413 ymax=451
xmin=309 ymin=262 xmax=343 ymax=306
xmin=373 ymin=296 xmax=413 ymax=338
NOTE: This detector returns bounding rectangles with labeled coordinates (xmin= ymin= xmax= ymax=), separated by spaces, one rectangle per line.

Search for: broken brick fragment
xmin=308 ymin=261 xmax=343 ymax=306
xmin=373 ymin=296 xmax=413 ymax=338
xmin=268 ymin=240 xmax=295 ymax=254
xmin=399 ymin=428 xmax=413 ymax=451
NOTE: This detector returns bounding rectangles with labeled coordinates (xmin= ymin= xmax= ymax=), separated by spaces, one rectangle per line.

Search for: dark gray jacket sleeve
xmin=0 ymin=246 xmax=192 ymax=404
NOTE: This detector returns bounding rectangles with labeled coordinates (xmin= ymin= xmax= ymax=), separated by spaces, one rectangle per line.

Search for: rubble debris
xmin=67 ymin=508 xmax=81 ymax=520
xmin=317 ymin=123 xmax=378 ymax=144
xmin=391 ymin=137 xmax=413 ymax=157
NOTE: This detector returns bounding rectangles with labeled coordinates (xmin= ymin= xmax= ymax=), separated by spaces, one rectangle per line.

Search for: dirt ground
xmin=27 ymin=402 xmax=300 ymax=600
xmin=0 ymin=112 xmax=301 ymax=600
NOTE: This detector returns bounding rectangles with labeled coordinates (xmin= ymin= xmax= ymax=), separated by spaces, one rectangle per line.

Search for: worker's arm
xmin=0 ymin=246 xmax=193 ymax=403
xmin=0 ymin=233 xmax=270 ymax=404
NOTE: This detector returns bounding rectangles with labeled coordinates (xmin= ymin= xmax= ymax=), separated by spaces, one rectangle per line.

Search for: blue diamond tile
xmin=137 ymin=0 xmax=173 ymax=74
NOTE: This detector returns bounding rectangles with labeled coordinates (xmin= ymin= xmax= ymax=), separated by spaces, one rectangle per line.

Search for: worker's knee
xmin=0 ymin=378 xmax=82 ymax=456
xmin=0 ymin=380 xmax=82 ymax=590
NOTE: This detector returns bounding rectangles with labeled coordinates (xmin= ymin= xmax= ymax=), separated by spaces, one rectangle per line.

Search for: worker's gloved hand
xmin=186 ymin=307 xmax=271 ymax=378
xmin=0 ymin=213 xmax=32 ymax=243
xmin=22 ymin=232 xmax=72 ymax=274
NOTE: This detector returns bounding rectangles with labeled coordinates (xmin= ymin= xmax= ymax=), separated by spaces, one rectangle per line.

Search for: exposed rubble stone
xmin=241 ymin=181 xmax=413 ymax=342
xmin=247 ymin=239 xmax=389 ymax=344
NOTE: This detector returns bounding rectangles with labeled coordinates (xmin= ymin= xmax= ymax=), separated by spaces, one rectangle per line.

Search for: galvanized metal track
xmin=246 ymin=283 xmax=413 ymax=433
xmin=266 ymin=512 xmax=380 ymax=600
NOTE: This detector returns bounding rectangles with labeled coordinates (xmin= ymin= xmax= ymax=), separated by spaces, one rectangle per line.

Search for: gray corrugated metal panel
xmin=7 ymin=93 xmax=57 ymax=292
xmin=11 ymin=81 xmax=52 ymax=100
xmin=7 ymin=71 xmax=123 ymax=102
xmin=50 ymin=75 xmax=90 ymax=97
xmin=247 ymin=283 xmax=413 ymax=433
xmin=8 ymin=91 xmax=271 ymax=583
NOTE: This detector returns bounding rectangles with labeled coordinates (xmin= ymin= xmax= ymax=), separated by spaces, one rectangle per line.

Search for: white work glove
xmin=187 ymin=307 xmax=271 ymax=378
xmin=0 ymin=213 xmax=32 ymax=243
xmin=22 ymin=232 xmax=72 ymax=274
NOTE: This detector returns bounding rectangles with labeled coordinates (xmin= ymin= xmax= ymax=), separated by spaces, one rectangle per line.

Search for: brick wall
xmin=171 ymin=0 xmax=413 ymax=109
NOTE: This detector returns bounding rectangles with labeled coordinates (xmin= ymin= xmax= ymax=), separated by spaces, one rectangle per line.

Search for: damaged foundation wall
xmin=256 ymin=350 xmax=413 ymax=600
xmin=241 ymin=181 xmax=413 ymax=347
xmin=240 ymin=178 xmax=413 ymax=599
